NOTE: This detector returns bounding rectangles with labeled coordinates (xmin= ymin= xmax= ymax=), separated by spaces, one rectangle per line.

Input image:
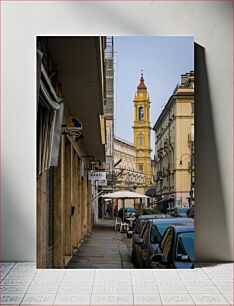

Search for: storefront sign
xmin=63 ymin=116 xmax=83 ymax=137
xmin=88 ymin=171 xmax=106 ymax=181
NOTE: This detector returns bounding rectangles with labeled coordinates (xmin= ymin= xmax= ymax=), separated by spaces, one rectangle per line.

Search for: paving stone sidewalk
xmin=67 ymin=219 xmax=134 ymax=269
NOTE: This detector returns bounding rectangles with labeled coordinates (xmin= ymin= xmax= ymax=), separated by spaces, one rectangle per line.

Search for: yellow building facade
xmin=153 ymin=71 xmax=194 ymax=210
xmin=133 ymin=74 xmax=152 ymax=194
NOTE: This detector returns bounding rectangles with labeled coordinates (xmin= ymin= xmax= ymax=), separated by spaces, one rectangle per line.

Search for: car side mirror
xmin=151 ymin=254 xmax=166 ymax=263
xmin=135 ymin=238 xmax=144 ymax=245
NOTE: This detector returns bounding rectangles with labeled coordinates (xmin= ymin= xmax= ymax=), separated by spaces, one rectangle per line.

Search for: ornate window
xmin=138 ymin=107 xmax=144 ymax=121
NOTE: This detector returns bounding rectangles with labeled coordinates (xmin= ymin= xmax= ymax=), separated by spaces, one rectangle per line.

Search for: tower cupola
xmin=137 ymin=73 xmax=147 ymax=90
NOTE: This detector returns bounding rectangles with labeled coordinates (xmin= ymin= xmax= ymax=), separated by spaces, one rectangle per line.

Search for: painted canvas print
xmin=36 ymin=36 xmax=194 ymax=269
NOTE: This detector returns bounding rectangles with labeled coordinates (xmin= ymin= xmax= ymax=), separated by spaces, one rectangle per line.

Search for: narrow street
xmin=67 ymin=219 xmax=133 ymax=269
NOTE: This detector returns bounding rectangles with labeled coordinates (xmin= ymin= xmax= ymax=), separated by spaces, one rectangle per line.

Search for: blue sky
xmin=114 ymin=36 xmax=194 ymax=157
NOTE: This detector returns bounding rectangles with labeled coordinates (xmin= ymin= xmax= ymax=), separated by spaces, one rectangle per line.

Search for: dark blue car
xmin=151 ymin=224 xmax=194 ymax=269
xmin=127 ymin=214 xmax=169 ymax=239
xmin=132 ymin=218 xmax=194 ymax=268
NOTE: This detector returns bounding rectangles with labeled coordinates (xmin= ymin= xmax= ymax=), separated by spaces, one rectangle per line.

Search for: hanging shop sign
xmin=88 ymin=171 xmax=106 ymax=181
xmin=63 ymin=116 xmax=83 ymax=137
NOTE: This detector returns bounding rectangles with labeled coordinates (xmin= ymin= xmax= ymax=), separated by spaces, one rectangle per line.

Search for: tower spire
xmin=137 ymin=70 xmax=147 ymax=90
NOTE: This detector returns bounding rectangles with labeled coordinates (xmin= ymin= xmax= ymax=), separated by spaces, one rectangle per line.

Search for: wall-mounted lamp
xmin=179 ymin=153 xmax=191 ymax=167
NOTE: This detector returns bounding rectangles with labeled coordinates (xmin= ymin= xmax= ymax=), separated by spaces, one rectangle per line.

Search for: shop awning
xmin=37 ymin=56 xmax=64 ymax=176
xmin=145 ymin=188 xmax=157 ymax=197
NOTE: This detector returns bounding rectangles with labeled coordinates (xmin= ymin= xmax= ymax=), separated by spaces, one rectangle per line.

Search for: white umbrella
xmin=101 ymin=190 xmax=149 ymax=221
xmin=102 ymin=190 xmax=149 ymax=199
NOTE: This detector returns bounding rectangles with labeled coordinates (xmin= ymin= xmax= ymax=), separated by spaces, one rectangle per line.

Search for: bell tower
xmin=133 ymin=73 xmax=152 ymax=192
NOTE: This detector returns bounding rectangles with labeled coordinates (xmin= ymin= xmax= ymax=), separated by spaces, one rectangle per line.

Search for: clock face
xmin=139 ymin=150 xmax=143 ymax=156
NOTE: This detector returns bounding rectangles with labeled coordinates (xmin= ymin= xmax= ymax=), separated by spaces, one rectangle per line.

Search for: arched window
xmin=138 ymin=107 xmax=144 ymax=121
xmin=139 ymin=135 xmax=144 ymax=146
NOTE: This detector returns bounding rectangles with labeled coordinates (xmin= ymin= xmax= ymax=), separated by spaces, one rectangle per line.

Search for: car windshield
xmin=150 ymin=222 xmax=173 ymax=243
xmin=150 ymin=225 xmax=163 ymax=243
xmin=151 ymin=219 xmax=193 ymax=243
xmin=175 ymin=232 xmax=194 ymax=262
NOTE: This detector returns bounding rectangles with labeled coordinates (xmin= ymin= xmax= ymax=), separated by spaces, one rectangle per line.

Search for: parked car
xmin=132 ymin=218 xmax=194 ymax=268
xmin=128 ymin=214 xmax=170 ymax=239
xmin=151 ymin=224 xmax=194 ymax=269
xmin=187 ymin=204 xmax=194 ymax=218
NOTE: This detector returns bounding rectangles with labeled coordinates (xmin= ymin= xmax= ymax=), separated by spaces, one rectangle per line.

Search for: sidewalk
xmin=66 ymin=218 xmax=133 ymax=269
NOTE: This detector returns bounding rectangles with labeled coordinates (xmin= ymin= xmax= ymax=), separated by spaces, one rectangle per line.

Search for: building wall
xmin=36 ymin=36 xmax=105 ymax=268
xmin=155 ymin=101 xmax=176 ymax=197
xmin=36 ymin=130 xmax=93 ymax=268
xmin=114 ymin=137 xmax=144 ymax=189
xmin=175 ymin=96 xmax=194 ymax=205
xmin=155 ymin=72 xmax=194 ymax=207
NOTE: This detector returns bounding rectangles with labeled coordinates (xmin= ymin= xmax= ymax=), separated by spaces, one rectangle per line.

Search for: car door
xmin=141 ymin=223 xmax=152 ymax=268
xmin=136 ymin=222 xmax=149 ymax=268
xmin=143 ymin=224 xmax=161 ymax=268
xmin=158 ymin=228 xmax=174 ymax=268
xmin=132 ymin=219 xmax=143 ymax=250
xmin=134 ymin=222 xmax=145 ymax=257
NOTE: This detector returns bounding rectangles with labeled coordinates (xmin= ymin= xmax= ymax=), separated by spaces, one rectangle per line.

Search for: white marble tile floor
xmin=0 ymin=262 xmax=232 ymax=305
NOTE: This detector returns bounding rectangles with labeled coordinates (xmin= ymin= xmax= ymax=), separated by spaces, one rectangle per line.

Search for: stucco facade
xmin=154 ymin=71 xmax=194 ymax=208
